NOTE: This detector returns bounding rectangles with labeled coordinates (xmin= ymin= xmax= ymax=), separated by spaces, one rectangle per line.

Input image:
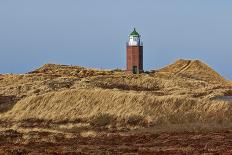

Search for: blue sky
xmin=0 ymin=0 xmax=232 ymax=79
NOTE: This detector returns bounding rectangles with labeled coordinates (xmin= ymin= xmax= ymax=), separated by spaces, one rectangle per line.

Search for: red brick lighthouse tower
xmin=126 ymin=28 xmax=143 ymax=74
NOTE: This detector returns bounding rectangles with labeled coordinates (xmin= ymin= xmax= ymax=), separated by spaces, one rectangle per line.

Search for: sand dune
xmin=0 ymin=59 xmax=231 ymax=131
xmin=157 ymin=59 xmax=226 ymax=83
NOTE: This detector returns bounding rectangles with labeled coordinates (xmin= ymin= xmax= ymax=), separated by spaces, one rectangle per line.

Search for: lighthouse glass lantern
xmin=128 ymin=29 xmax=141 ymax=46
xmin=126 ymin=28 xmax=143 ymax=74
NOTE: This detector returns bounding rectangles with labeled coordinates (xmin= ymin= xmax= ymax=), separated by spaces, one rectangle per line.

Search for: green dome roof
xmin=130 ymin=28 xmax=140 ymax=37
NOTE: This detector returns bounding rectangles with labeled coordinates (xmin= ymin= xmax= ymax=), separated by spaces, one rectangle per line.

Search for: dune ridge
xmin=0 ymin=59 xmax=232 ymax=131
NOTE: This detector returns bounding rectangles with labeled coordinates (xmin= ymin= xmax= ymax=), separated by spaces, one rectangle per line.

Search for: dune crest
xmin=158 ymin=59 xmax=226 ymax=83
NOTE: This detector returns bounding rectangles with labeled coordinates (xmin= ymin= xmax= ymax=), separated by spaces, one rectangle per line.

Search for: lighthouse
xmin=126 ymin=28 xmax=143 ymax=74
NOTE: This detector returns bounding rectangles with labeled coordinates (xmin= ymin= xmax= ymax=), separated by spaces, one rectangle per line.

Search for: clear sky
xmin=0 ymin=0 xmax=232 ymax=79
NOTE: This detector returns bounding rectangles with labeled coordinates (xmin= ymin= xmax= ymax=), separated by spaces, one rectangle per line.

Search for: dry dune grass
xmin=1 ymin=88 xmax=232 ymax=129
xmin=30 ymin=63 xmax=116 ymax=77
xmin=0 ymin=59 xmax=232 ymax=132
xmin=158 ymin=59 xmax=226 ymax=83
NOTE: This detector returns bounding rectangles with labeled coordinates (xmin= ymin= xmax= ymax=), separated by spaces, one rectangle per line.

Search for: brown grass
xmin=158 ymin=59 xmax=227 ymax=83
xmin=1 ymin=88 xmax=232 ymax=129
xmin=0 ymin=59 xmax=232 ymax=132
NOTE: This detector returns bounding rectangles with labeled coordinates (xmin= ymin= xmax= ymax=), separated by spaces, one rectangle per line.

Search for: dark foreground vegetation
xmin=0 ymin=129 xmax=232 ymax=155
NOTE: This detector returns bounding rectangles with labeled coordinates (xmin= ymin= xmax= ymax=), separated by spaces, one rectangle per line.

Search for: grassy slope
xmin=2 ymin=89 xmax=232 ymax=125
xmin=0 ymin=59 xmax=232 ymax=131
